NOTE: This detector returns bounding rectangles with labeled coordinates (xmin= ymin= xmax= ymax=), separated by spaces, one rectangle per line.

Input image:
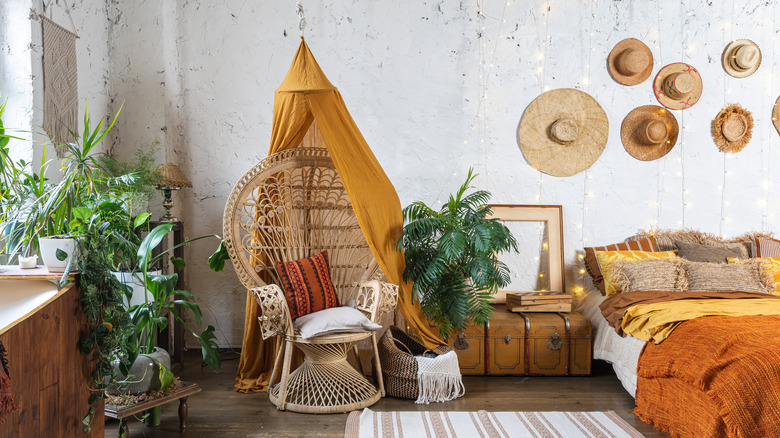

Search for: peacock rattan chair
xmin=223 ymin=145 xmax=399 ymax=414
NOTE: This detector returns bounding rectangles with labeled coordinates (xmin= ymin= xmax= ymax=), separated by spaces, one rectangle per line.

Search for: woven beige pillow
xmin=682 ymin=259 xmax=774 ymax=293
xmin=674 ymin=240 xmax=744 ymax=263
xmin=612 ymin=258 xmax=687 ymax=293
xmin=630 ymin=229 xmax=754 ymax=256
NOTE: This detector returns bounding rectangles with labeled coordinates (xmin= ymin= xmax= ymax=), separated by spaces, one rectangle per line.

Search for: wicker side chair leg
xmin=352 ymin=345 xmax=365 ymax=376
xmin=276 ymin=339 xmax=295 ymax=411
xmin=268 ymin=337 xmax=286 ymax=388
xmin=371 ymin=333 xmax=385 ymax=397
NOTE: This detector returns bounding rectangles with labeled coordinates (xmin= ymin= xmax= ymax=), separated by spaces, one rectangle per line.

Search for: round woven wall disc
xmin=517 ymin=88 xmax=608 ymax=177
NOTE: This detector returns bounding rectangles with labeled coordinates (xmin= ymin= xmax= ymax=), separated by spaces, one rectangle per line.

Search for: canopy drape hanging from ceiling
xmin=235 ymin=38 xmax=444 ymax=393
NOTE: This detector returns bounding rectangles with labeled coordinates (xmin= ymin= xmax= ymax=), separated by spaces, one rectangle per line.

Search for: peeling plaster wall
xmin=0 ymin=1 xmax=35 ymax=164
xmin=8 ymin=0 xmax=779 ymax=348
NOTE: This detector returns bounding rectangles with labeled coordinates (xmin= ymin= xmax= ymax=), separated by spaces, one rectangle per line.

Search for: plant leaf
xmin=56 ymin=247 xmax=69 ymax=261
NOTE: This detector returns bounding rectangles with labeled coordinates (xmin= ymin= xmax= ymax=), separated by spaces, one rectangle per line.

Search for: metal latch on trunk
xmin=547 ymin=333 xmax=562 ymax=350
xmin=454 ymin=333 xmax=469 ymax=350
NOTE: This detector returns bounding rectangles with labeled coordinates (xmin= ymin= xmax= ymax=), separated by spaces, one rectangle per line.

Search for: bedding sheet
xmin=580 ymin=289 xmax=644 ymax=397
xmin=600 ymin=290 xmax=780 ymax=343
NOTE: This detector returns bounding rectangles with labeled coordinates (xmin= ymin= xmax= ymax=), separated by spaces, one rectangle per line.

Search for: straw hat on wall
xmin=621 ymin=105 xmax=679 ymax=161
xmin=608 ymin=38 xmax=654 ymax=86
xmin=517 ymin=88 xmax=608 ymax=177
xmin=722 ymin=39 xmax=761 ymax=78
xmin=653 ymin=63 xmax=703 ymax=110
xmin=773 ymin=96 xmax=780 ymax=137
xmin=712 ymin=104 xmax=753 ymax=153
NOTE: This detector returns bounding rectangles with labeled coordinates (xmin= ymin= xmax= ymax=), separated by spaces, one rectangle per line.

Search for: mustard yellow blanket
xmin=622 ymin=298 xmax=780 ymax=343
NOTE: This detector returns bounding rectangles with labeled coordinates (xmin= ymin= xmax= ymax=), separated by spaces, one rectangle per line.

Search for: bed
xmin=580 ymin=231 xmax=780 ymax=438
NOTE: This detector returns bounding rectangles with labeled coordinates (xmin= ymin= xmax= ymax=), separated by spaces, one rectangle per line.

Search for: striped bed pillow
xmin=754 ymin=236 xmax=780 ymax=258
xmin=584 ymin=237 xmax=658 ymax=295
xmin=275 ymin=250 xmax=340 ymax=320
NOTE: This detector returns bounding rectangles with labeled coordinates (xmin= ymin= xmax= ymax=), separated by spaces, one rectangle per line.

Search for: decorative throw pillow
xmin=674 ymin=240 xmax=743 ymax=263
xmin=754 ymin=236 xmax=780 ymax=258
xmin=594 ymin=250 xmax=678 ymax=296
xmin=275 ymin=251 xmax=339 ymax=320
xmin=612 ymin=258 xmax=687 ymax=293
xmin=584 ymin=237 xmax=658 ymax=294
xmin=683 ymin=259 xmax=774 ymax=294
xmin=293 ymin=306 xmax=382 ymax=339
xmin=728 ymin=256 xmax=780 ymax=295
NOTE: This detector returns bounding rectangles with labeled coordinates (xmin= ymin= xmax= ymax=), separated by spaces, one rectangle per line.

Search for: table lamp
xmin=155 ymin=163 xmax=192 ymax=222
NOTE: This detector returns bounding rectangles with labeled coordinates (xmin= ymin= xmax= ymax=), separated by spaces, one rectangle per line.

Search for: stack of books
xmin=506 ymin=291 xmax=572 ymax=313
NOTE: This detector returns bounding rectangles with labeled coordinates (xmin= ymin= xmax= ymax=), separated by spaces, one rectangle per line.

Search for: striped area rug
xmin=345 ymin=409 xmax=645 ymax=438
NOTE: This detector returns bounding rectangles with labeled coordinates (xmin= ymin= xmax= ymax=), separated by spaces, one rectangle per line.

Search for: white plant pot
xmin=38 ymin=237 xmax=77 ymax=272
xmin=112 ymin=270 xmax=162 ymax=308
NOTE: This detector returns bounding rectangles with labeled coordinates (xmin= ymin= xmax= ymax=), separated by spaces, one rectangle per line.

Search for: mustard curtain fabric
xmin=235 ymin=38 xmax=444 ymax=393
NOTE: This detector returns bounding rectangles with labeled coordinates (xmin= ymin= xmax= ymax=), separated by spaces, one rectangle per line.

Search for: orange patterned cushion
xmin=275 ymin=251 xmax=339 ymax=319
xmin=584 ymin=237 xmax=658 ymax=294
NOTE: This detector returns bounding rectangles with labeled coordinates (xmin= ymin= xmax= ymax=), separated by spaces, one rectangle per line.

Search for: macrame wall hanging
xmin=41 ymin=13 xmax=79 ymax=157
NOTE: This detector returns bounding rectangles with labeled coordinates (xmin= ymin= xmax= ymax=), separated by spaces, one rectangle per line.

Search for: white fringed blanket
xmin=345 ymin=409 xmax=645 ymax=438
xmin=414 ymin=351 xmax=464 ymax=404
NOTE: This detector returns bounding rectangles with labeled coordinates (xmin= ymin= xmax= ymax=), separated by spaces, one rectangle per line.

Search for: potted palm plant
xmin=397 ymin=169 xmax=518 ymax=338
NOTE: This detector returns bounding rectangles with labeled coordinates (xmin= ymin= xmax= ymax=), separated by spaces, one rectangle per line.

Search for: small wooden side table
xmin=104 ymin=382 xmax=201 ymax=435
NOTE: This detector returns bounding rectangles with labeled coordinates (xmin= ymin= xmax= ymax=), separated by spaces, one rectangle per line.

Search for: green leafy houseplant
xmin=397 ymin=169 xmax=518 ymax=338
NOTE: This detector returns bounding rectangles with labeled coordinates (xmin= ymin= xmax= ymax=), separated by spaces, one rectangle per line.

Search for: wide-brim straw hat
xmin=722 ymin=39 xmax=761 ymax=78
xmin=773 ymin=95 xmax=780 ymax=137
xmin=517 ymin=88 xmax=608 ymax=177
xmin=712 ymin=104 xmax=753 ymax=153
xmin=608 ymin=38 xmax=654 ymax=86
xmin=653 ymin=63 xmax=703 ymax=110
xmin=621 ymin=105 xmax=679 ymax=161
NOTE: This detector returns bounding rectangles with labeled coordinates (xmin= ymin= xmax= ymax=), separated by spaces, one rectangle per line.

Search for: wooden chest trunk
xmin=487 ymin=305 xmax=591 ymax=376
xmin=444 ymin=305 xmax=592 ymax=376
xmin=443 ymin=321 xmax=485 ymax=375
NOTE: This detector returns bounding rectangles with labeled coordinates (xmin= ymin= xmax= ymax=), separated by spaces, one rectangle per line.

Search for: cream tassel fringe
xmin=414 ymin=351 xmax=465 ymax=404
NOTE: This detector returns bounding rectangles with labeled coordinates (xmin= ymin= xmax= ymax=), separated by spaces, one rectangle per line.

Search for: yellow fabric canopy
xmin=235 ymin=38 xmax=444 ymax=393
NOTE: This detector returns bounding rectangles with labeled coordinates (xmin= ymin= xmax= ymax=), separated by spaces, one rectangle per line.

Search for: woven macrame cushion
xmin=674 ymin=240 xmax=744 ymax=263
xmin=628 ymin=229 xmax=754 ymax=257
xmin=594 ymin=250 xmax=678 ymax=296
xmin=682 ymin=259 xmax=774 ymax=293
xmin=275 ymin=250 xmax=339 ymax=320
xmin=612 ymin=258 xmax=687 ymax=293
xmin=729 ymin=256 xmax=780 ymax=295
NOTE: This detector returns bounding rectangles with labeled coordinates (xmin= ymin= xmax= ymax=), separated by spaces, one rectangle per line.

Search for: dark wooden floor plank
xmin=105 ymin=352 xmax=668 ymax=437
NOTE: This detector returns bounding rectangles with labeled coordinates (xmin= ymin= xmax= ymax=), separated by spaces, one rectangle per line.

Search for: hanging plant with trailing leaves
xmin=397 ymin=168 xmax=518 ymax=339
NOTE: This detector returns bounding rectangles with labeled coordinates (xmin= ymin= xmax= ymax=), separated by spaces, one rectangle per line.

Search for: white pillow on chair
xmin=294 ymin=306 xmax=382 ymax=339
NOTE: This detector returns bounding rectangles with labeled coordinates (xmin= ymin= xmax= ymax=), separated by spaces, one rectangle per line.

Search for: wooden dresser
xmin=0 ymin=268 xmax=103 ymax=437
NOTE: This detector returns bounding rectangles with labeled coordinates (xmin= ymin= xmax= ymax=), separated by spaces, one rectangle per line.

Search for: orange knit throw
xmin=634 ymin=315 xmax=780 ymax=437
